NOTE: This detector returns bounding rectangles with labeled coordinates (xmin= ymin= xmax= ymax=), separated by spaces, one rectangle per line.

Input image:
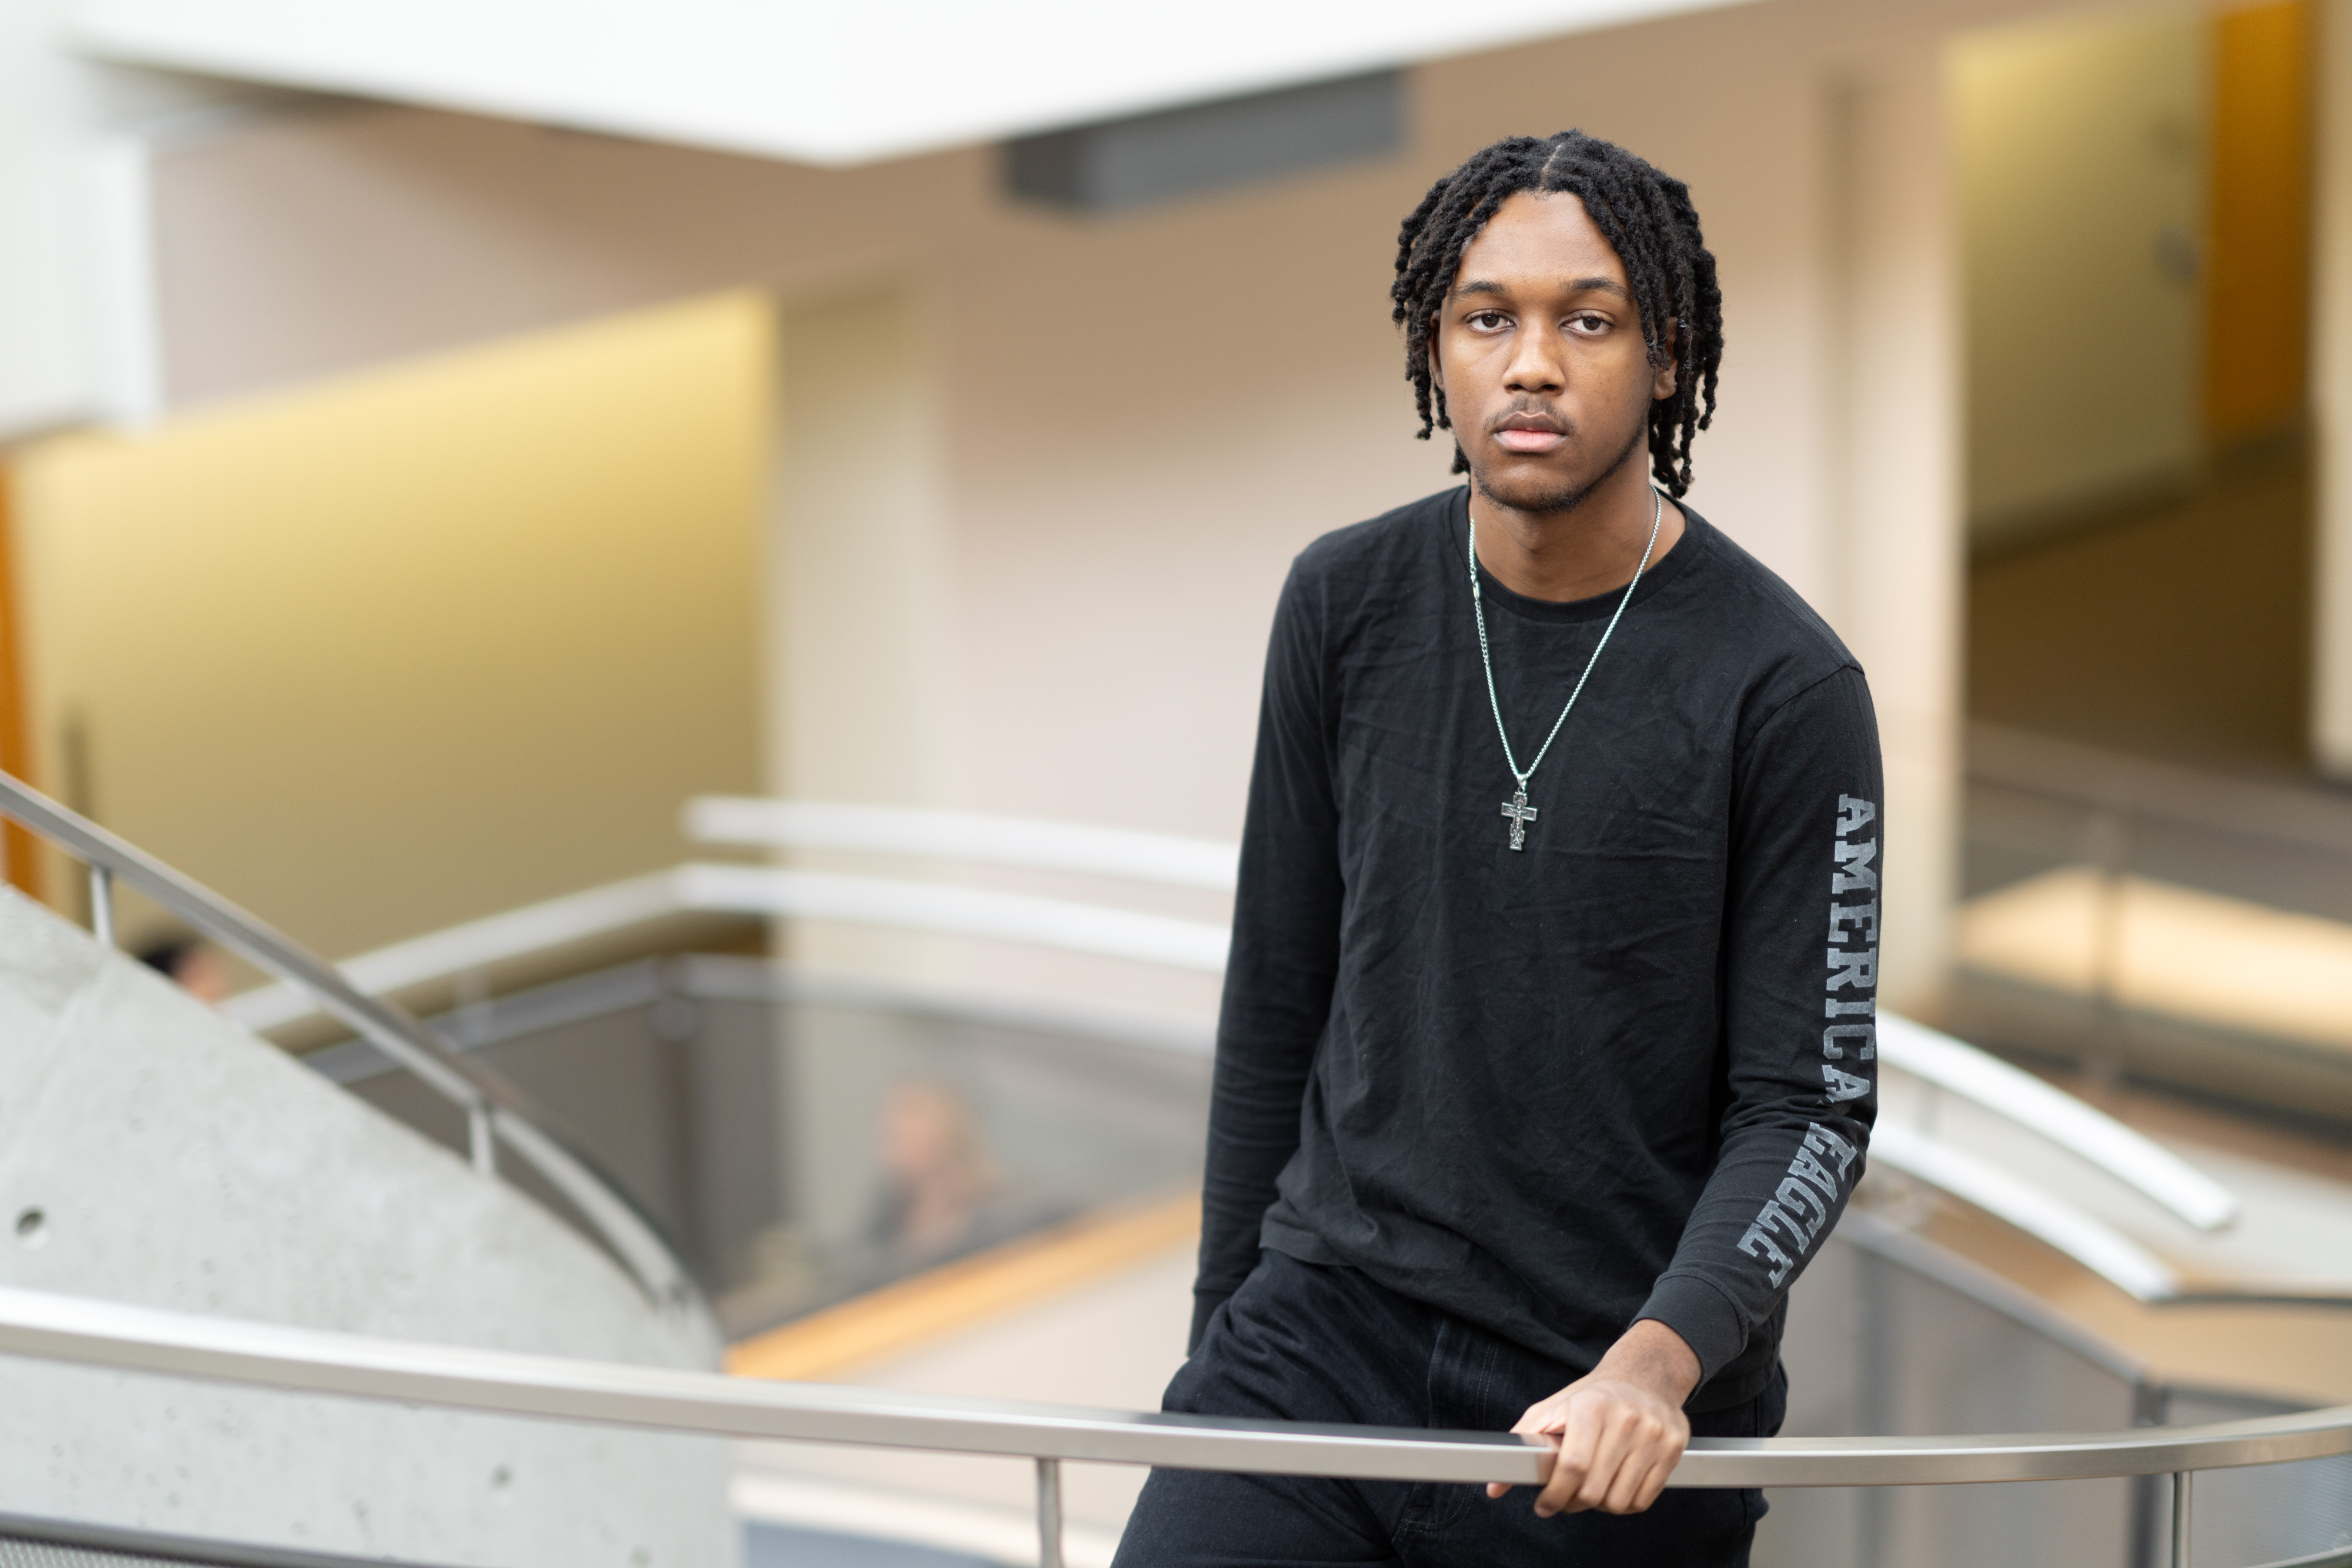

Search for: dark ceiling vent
xmin=1004 ymin=70 xmax=1402 ymax=214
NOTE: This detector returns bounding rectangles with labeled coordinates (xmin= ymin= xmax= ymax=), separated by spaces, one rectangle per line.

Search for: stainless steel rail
xmin=233 ymin=801 xmax=2235 ymax=1249
xmin=223 ymin=860 xmax=1231 ymax=1033
xmin=0 ymin=1506 xmax=463 ymax=1568
xmin=0 ymin=1284 xmax=2342 ymax=1566
xmin=0 ymin=771 xmax=694 ymax=1312
xmin=683 ymin=795 xmax=1242 ymax=890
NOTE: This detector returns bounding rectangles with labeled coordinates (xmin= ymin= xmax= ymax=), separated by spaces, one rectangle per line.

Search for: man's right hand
xmin=1484 ymin=1318 xmax=1699 ymax=1517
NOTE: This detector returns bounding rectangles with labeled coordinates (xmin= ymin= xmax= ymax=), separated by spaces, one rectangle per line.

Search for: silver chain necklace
xmin=1471 ymin=484 xmax=1663 ymax=851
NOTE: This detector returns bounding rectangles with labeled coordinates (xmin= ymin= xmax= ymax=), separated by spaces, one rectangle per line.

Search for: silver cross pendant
xmin=1500 ymin=785 xmax=1538 ymax=851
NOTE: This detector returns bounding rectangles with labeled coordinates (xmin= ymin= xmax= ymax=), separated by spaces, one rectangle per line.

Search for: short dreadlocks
xmin=1391 ymin=131 xmax=1723 ymax=498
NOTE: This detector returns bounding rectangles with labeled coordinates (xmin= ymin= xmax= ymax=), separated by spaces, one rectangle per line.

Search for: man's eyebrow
xmin=1450 ymin=275 xmax=1629 ymax=300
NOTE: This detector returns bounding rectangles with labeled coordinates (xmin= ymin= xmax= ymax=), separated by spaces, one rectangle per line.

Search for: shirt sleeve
xmin=1633 ymin=665 xmax=1883 ymax=1385
xmin=1191 ymin=560 xmax=1345 ymax=1352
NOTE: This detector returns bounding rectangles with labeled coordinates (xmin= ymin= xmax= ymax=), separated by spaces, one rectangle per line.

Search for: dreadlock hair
xmin=1391 ymin=130 xmax=1722 ymax=498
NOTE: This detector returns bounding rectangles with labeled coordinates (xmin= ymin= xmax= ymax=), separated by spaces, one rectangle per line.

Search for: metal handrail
xmin=273 ymin=945 xmax=2227 ymax=1306
xmin=0 ymin=771 xmax=694 ymax=1311
xmin=0 ymin=1508 xmax=463 ymax=1568
xmin=239 ymin=801 xmax=2236 ymax=1238
xmin=0 ymin=1283 xmax=2341 ymax=1568
xmin=224 ymin=861 xmax=1230 ymax=1032
xmin=213 ymin=805 xmax=2241 ymax=1295
xmin=683 ymin=795 xmax=1242 ymax=890
xmin=1866 ymin=1119 xmax=2180 ymax=1300
xmin=682 ymin=798 xmax=2234 ymax=1228
xmin=1877 ymin=1014 xmax=2237 ymax=1231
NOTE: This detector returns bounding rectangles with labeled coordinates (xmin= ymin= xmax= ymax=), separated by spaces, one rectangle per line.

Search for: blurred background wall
xmin=4 ymin=0 xmax=2345 ymax=1075
xmin=1964 ymin=0 xmax=2317 ymax=770
xmin=0 ymin=0 xmax=1990 ymax=1014
xmin=1956 ymin=6 xmax=2209 ymax=551
xmin=9 ymin=292 xmax=766 ymax=955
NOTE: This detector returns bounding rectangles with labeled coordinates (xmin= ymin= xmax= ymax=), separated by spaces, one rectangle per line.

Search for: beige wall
xmin=1832 ymin=44 xmax=1966 ymax=1017
xmin=770 ymin=289 xmax=954 ymax=811
xmin=52 ymin=0 xmax=2056 ymax=1007
xmin=13 ymin=293 xmax=768 ymax=957
xmin=1955 ymin=5 xmax=2209 ymax=546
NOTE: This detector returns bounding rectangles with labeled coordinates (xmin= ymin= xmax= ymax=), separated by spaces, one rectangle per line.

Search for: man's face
xmin=1432 ymin=191 xmax=1676 ymax=514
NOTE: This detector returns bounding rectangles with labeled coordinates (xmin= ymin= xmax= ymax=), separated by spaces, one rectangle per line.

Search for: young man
xmin=1115 ymin=132 xmax=1882 ymax=1566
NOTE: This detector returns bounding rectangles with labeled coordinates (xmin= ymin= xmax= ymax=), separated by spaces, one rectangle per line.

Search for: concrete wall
xmin=13 ymin=0 xmax=2067 ymax=1010
xmin=0 ymin=888 xmax=730 ymax=1566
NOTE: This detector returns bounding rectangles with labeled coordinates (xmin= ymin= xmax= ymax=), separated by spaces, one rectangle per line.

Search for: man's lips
xmin=1493 ymin=424 xmax=1568 ymax=454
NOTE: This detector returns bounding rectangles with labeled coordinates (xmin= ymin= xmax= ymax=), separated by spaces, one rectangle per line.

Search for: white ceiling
xmin=64 ymin=0 xmax=1755 ymax=166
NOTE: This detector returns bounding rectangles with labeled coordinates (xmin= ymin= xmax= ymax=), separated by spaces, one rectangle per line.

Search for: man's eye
xmin=1568 ymin=314 xmax=1609 ymax=335
xmin=1469 ymin=311 xmax=1509 ymax=331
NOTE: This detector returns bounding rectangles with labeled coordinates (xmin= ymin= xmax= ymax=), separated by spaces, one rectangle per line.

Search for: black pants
xmin=1114 ymin=1251 xmax=1783 ymax=1567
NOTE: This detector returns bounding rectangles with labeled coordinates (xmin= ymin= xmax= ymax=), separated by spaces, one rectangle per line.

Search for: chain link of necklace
xmin=1470 ymin=484 xmax=1663 ymax=798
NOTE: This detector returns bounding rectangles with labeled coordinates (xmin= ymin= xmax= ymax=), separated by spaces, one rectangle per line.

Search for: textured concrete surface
xmin=0 ymin=891 xmax=733 ymax=1568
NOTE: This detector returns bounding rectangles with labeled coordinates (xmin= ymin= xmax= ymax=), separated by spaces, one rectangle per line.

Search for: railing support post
xmin=467 ymin=1104 xmax=497 ymax=1177
xmin=2170 ymin=1469 xmax=2193 ymax=1568
xmin=88 ymin=865 xmax=113 ymax=947
xmin=1036 ymin=1456 xmax=1063 ymax=1568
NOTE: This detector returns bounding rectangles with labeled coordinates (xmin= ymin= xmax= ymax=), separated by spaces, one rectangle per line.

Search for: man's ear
xmin=1652 ymin=360 xmax=1678 ymax=401
xmin=1429 ymin=343 xmax=1445 ymax=394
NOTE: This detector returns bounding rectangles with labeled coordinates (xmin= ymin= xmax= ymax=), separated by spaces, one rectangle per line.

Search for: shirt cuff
xmin=1633 ymin=1272 xmax=1749 ymax=1389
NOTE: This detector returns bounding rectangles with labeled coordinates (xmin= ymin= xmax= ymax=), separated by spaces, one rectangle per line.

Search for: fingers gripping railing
xmin=0 ymin=1285 xmax=2341 ymax=1568
xmin=0 ymin=772 xmax=693 ymax=1311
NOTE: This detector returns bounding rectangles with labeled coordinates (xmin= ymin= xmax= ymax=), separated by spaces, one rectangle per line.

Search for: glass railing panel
xmin=2163 ymin=1389 xmax=2352 ymax=1568
xmin=320 ymin=956 xmax=1211 ymax=1336
xmin=1760 ymin=1216 xmax=2149 ymax=1568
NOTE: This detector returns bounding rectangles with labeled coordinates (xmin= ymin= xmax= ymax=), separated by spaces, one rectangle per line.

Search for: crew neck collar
xmin=1446 ymin=484 xmax=1706 ymax=624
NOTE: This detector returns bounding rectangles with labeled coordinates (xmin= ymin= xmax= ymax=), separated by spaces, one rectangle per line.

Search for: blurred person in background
xmin=870 ymin=1079 xmax=1011 ymax=1265
xmin=135 ymin=933 xmax=233 ymax=1007
xmin=1118 ymin=131 xmax=1882 ymax=1568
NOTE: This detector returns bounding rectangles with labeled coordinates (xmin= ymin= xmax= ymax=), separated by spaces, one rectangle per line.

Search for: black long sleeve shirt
xmin=1197 ymin=487 xmax=1882 ymax=1411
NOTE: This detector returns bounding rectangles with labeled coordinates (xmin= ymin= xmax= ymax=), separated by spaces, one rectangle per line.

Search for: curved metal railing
xmin=0 ymin=771 xmax=695 ymax=1312
xmin=684 ymin=798 xmax=2242 ymax=1299
xmin=683 ymin=796 xmax=1242 ymax=889
xmin=0 ymin=1282 xmax=2339 ymax=1568
xmin=4 ymin=784 xmax=2342 ymax=1564
xmin=213 ymin=797 xmax=2253 ymax=1305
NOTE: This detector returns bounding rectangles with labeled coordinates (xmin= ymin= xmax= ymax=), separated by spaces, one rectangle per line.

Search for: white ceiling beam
xmin=64 ymin=0 xmax=1758 ymax=167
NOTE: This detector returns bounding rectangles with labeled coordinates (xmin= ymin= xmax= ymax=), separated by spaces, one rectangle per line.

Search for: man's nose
xmin=1502 ymin=327 xmax=1568 ymax=394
